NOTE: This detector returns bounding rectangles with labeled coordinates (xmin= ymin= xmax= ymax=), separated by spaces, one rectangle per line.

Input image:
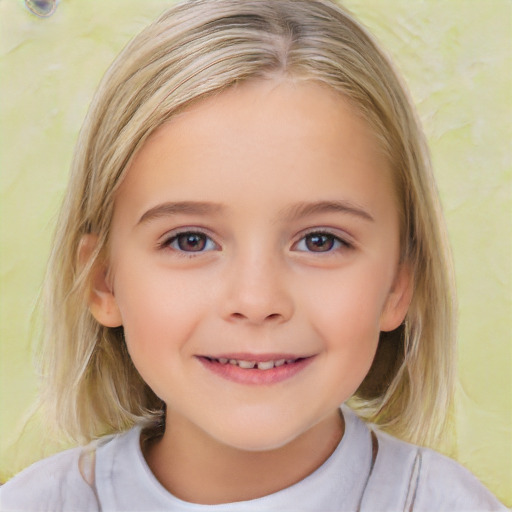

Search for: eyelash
xmin=158 ymin=229 xmax=353 ymax=255
xmin=293 ymin=230 xmax=353 ymax=253
xmin=159 ymin=229 xmax=218 ymax=256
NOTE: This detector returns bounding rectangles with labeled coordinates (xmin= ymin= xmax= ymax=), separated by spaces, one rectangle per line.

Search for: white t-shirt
xmin=0 ymin=406 xmax=506 ymax=511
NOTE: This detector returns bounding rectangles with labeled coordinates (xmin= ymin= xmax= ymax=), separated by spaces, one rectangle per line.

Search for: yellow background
xmin=0 ymin=0 xmax=510 ymax=505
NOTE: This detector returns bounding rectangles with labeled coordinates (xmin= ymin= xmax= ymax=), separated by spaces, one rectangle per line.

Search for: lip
xmin=196 ymin=353 xmax=316 ymax=385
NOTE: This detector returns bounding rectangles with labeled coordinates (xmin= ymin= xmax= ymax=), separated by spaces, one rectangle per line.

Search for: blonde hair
xmin=39 ymin=0 xmax=456 ymax=448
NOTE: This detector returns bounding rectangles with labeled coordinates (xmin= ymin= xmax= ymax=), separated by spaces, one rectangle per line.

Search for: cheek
xmin=111 ymin=265 xmax=208 ymax=383
xmin=301 ymin=265 xmax=391 ymax=338
xmin=297 ymin=266 xmax=390 ymax=394
xmin=114 ymin=261 xmax=204 ymax=331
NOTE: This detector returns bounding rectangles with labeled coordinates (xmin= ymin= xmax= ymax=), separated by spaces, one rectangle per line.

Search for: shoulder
xmin=413 ymin=447 xmax=507 ymax=511
xmin=366 ymin=428 xmax=507 ymax=511
xmin=0 ymin=444 xmax=99 ymax=512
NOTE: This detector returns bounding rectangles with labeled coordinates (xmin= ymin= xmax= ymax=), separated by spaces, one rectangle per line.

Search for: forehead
xmin=114 ymin=78 xmax=395 ymax=222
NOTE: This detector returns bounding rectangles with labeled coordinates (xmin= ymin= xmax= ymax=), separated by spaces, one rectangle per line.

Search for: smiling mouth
xmin=202 ymin=356 xmax=307 ymax=370
xmin=197 ymin=354 xmax=315 ymax=385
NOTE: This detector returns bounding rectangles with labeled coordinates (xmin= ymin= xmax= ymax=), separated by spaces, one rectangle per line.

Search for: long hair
xmin=39 ymin=0 xmax=456 ymax=447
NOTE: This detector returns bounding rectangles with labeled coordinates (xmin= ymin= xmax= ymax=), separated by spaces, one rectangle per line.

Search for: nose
xmin=220 ymin=250 xmax=294 ymax=326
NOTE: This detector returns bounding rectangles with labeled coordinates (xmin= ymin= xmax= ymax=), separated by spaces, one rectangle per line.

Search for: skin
xmin=86 ymin=78 xmax=412 ymax=504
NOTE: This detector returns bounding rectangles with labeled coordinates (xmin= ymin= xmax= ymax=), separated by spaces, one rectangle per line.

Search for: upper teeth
xmin=215 ymin=358 xmax=291 ymax=370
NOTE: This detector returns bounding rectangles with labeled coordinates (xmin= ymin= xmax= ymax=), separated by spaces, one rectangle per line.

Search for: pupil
xmin=306 ymin=234 xmax=333 ymax=252
xmin=179 ymin=233 xmax=206 ymax=251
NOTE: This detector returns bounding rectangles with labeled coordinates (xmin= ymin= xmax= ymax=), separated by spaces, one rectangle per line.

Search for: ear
xmin=379 ymin=262 xmax=413 ymax=332
xmin=78 ymin=234 xmax=123 ymax=328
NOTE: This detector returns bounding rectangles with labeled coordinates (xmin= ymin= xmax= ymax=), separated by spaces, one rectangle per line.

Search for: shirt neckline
xmin=95 ymin=404 xmax=373 ymax=511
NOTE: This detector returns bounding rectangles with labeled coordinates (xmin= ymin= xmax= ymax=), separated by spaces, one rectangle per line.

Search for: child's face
xmin=90 ymin=79 xmax=411 ymax=451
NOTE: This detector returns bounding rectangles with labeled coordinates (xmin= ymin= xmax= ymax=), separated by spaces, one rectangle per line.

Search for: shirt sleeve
xmin=412 ymin=448 xmax=508 ymax=512
xmin=0 ymin=447 xmax=100 ymax=512
xmin=361 ymin=428 xmax=508 ymax=512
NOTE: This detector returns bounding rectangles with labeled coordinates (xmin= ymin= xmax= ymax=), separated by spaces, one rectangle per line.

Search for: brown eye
xmin=167 ymin=232 xmax=216 ymax=252
xmin=294 ymin=232 xmax=349 ymax=253
xmin=305 ymin=233 xmax=336 ymax=252
xmin=178 ymin=233 xmax=206 ymax=251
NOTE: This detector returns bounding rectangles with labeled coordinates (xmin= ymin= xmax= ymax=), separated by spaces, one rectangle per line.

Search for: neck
xmin=143 ymin=409 xmax=344 ymax=505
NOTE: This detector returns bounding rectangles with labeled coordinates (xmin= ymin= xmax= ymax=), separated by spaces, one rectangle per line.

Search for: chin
xmin=217 ymin=430 xmax=298 ymax=452
xmin=206 ymin=414 xmax=311 ymax=453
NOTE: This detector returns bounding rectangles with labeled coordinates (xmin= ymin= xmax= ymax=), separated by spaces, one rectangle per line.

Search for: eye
xmin=294 ymin=232 xmax=350 ymax=253
xmin=164 ymin=231 xmax=217 ymax=252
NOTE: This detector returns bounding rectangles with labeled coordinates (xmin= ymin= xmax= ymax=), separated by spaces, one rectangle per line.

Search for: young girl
xmin=0 ymin=0 xmax=507 ymax=510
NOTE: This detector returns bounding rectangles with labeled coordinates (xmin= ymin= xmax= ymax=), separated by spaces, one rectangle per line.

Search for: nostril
xmin=229 ymin=312 xmax=282 ymax=322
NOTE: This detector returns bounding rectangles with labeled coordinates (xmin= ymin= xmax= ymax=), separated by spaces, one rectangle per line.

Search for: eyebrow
xmin=280 ymin=200 xmax=374 ymax=222
xmin=136 ymin=199 xmax=374 ymax=225
xmin=137 ymin=201 xmax=224 ymax=225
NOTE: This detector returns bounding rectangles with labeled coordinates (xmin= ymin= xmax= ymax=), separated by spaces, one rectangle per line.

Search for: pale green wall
xmin=0 ymin=0 xmax=510 ymax=505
